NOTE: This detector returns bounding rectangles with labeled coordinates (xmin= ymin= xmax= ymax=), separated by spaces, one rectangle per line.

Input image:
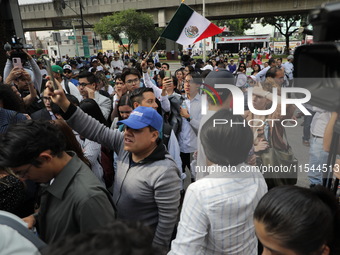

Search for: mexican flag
xmin=161 ymin=4 xmax=224 ymax=45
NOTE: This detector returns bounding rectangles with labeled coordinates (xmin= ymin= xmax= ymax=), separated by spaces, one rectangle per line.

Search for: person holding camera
xmin=3 ymin=49 xmax=42 ymax=94
xmin=5 ymin=67 xmax=38 ymax=112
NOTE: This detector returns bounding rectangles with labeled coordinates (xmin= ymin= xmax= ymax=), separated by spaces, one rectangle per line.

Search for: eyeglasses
xmin=63 ymin=70 xmax=72 ymax=74
xmin=13 ymin=164 xmax=33 ymax=178
xmin=125 ymin=78 xmax=139 ymax=85
xmin=43 ymin=97 xmax=51 ymax=101
xmin=79 ymin=82 xmax=92 ymax=87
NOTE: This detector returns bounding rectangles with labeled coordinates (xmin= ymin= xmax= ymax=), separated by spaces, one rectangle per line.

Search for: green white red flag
xmin=161 ymin=3 xmax=224 ymax=45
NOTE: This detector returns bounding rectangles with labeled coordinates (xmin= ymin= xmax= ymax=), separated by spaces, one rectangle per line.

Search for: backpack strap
xmin=0 ymin=214 xmax=46 ymax=251
xmin=162 ymin=123 xmax=172 ymax=148
xmin=64 ymin=78 xmax=71 ymax=94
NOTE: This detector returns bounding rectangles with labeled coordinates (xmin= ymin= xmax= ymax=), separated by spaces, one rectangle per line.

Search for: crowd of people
xmin=0 ymin=48 xmax=340 ymax=255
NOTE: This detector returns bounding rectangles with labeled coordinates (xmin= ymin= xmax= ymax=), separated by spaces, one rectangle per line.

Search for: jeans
xmin=308 ymin=136 xmax=329 ymax=185
xmin=302 ymin=111 xmax=315 ymax=141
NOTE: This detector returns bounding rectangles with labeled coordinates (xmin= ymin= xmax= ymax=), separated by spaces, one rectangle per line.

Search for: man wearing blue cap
xmin=45 ymin=79 xmax=181 ymax=250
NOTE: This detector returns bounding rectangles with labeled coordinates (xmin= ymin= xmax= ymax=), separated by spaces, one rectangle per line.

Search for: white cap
xmin=63 ymin=64 xmax=72 ymax=70
xmin=201 ymin=64 xmax=213 ymax=71
xmin=92 ymin=58 xmax=98 ymax=62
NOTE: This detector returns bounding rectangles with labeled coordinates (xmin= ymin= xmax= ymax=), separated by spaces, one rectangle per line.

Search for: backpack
xmin=0 ymin=213 xmax=46 ymax=252
xmin=63 ymin=78 xmax=71 ymax=94
xmin=99 ymin=146 xmax=114 ymax=189
xmin=162 ymin=122 xmax=172 ymax=148
xmin=167 ymin=94 xmax=184 ymax=137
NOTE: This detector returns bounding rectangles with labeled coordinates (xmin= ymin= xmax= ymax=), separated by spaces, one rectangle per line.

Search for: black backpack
xmin=166 ymin=94 xmax=184 ymax=137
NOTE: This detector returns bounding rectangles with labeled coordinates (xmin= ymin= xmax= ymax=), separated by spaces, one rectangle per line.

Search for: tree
xmin=261 ymin=15 xmax=302 ymax=55
xmin=94 ymin=9 xmax=156 ymax=52
xmin=213 ymin=18 xmax=255 ymax=36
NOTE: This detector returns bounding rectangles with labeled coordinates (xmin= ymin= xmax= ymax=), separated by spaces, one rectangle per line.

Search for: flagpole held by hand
xmin=145 ymin=37 xmax=161 ymax=60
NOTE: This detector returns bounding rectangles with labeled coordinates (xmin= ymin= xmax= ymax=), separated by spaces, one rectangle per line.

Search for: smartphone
xmin=165 ymin=70 xmax=171 ymax=78
xmin=43 ymin=56 xmax=58 ymax=91
xmin=12 ymin=58 xmax=22 ymax=68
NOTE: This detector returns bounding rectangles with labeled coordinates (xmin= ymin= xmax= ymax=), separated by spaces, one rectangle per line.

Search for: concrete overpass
xmin=20 ymin=0 xmax=338 ymax=32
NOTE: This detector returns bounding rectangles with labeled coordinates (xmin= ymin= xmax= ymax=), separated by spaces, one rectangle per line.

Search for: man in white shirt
xmin=110 ymin=54 xmax=124 ymax=75
xmin=283 ymin=55 xmax=294 ymax=87
xmin=169 ymin=110 xmax=267 ymax=255
xmin=88 ymin=59 xmax=103 ymax=73
xmin=255 ymin=58 xmax=277 ymax=82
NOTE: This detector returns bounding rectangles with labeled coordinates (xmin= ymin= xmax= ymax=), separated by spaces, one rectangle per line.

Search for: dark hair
xmin=78 ymin=71 xmax=97 ymax=84
xmin=129 ymin=87 xmax=154 ymax=108
xmin=50 ymin=120 xmax=91 ymax=168
xmin=146 ymin=58 xmax=154 ymax=64
xmin=268 ymin=58 xmax=276 ymax=66
xmin=266 ymin=66 xmax=282 ymax=79
xmin=185 ymin=65 xmax=195 ymax=74
xmin=201 ymin=70 xmax=211 ymax=79
xmin=155 ymin=62 xmax=161 ymax=68
xmin=237 ymin=63 xmax=246 ymax=72
xmin=121 ymin=68 xmax=141 ymax=83
xmin=161 ymin=63 xmax=169 ymax=69
xmin=200 ymin=109 xmax=253 ymax=166
xmin=251 ymin=64 xmax=262 ymax=75
xmin=0 ymin=84 xmax=25 ymax=113
xmin=79 ymin=99 xmax=108 ymax=126
xmin=117 ymin=94 xmax=133 ymax=121
xmin=0 ymin=121 xmax=66 ymax=167
xmin=66 ymin=94 xmax=80 ymax=107
xmin=114 ymin=73 xmax=122 ymax=82
xmin=254 ymin=185 xmax=340 ymax=255
xmin=43 ymin=221 xmax=163 ymax=255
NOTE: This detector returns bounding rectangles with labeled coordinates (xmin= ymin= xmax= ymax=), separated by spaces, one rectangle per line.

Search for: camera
xmin=294 ymin=2 xmax=340 ymax=112
xmin=4 ymin=36 xmax=32 ymax=62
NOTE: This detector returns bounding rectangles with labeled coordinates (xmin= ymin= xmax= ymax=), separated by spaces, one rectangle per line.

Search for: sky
xmin=18 ymin=0 xmax=51 ymax=5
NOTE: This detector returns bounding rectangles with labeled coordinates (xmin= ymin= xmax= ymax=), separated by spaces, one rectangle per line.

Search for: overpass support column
xmin=158 ymin=9 xmax=166 ymax=27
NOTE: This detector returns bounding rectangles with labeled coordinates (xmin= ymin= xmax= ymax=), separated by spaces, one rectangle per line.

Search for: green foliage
xmin=213 ymin=18 xmax=255 ymax=36
xmin=261 ymin=15 xmax=303 ymax=54
xmin=94 ymin=9 xmax=156 ymax=52
xmin=36 ymin=48 xmax=44 ymax=55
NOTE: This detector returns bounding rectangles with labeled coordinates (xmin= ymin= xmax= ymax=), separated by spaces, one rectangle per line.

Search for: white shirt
xmin=310 ymin=107 xmax=331 ymax=137
xmin=61 ymin=79 xmax=82 ymax=102
xmin=283 ymin=61 xmax=294 ymax=80
xmin=178 ymin=94 xmax=201 ymax=153
xmin=169 ymin=164 xmax=267 ymax=255
xmin=255 ymin=66 xmax=270 ymax=82
xmin=110 ymin=59 xmax=124 ymax=74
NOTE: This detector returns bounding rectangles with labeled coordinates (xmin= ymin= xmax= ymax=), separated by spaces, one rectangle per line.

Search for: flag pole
xmin=145 ymin=37 xmax=161 ymax=60
xmin=202 ymin=0 xmax=206 ymax=63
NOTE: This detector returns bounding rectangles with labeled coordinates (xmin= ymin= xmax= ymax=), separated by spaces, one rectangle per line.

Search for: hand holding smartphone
xmin=43 ymin=56 xmax=58 ymax=91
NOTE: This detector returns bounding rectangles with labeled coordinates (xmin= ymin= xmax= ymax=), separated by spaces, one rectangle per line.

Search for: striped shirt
xmin=169 ymin=164 xmax=267 ymax=255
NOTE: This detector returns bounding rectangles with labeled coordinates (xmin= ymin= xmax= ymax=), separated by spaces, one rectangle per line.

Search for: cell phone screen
xmin=43 ymin=56 xmax=58 ymax=91
xmin=12 ymin=58 xmax=22 ymax=68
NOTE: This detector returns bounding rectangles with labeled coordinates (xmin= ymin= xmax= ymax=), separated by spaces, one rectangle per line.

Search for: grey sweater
xmin=63 ymin=105 xmax=181 ymax=248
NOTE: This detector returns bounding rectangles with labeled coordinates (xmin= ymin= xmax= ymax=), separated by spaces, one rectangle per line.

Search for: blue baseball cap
xmin=117 ymin=106 xmax=163 ymax=132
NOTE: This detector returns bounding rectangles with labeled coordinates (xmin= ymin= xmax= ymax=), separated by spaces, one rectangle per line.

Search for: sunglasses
xmin=64 ymin=70 xmax=72 ymax=74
